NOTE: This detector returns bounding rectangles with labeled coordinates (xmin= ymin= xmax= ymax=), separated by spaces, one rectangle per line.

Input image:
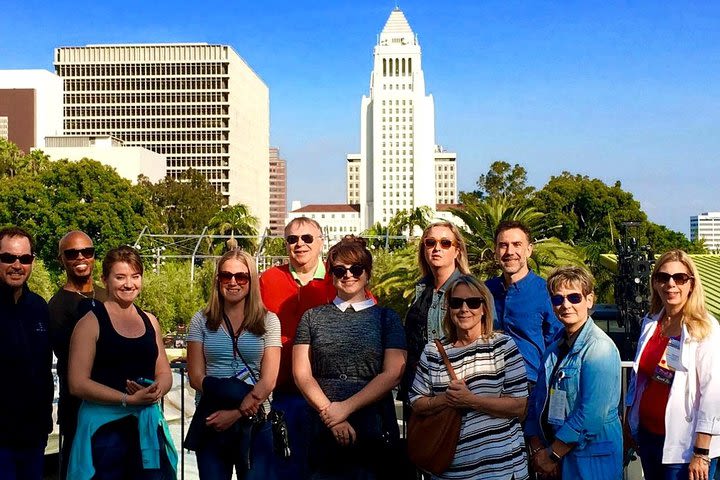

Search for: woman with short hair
xmin=293 ymin=235 xmax=407 ymax=479
xmin=410 ymin=274 xmax=528 ymax=480
xmin=526 ymin=266 xmax=622 ymax=480
xmin=625 ymin=250 xmax=720 ymax=479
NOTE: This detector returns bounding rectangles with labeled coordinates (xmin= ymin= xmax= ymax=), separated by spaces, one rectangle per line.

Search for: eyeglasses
xmin=330 ymin=264 xmax=365 ymax=279
xmin=218 ymin=271 xmax=251 ymax=285
xmin=550 ymin=293 xmax=584 ymax=306
xmin=286 ymin=234 xmax=317 ymax=245
xmin=654 ymin=272 xmax=694 ymax=286
xmin=448 ymin=297 xmax=485 ymax=309
xmin=64 ymin=247 xmax=95 ymax=260
xmin=423 ymin=238 xmax=456 ymax=250
xmin=0 ymin=252 xmax=34 ymax=265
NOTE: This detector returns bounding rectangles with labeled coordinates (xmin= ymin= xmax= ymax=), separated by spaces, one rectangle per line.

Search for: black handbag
xmin=224 ymin=314 xmax=292 ymax=458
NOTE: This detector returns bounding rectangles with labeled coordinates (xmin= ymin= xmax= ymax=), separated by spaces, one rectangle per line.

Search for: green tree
xmin=387 ymin=206 xmax=434 ymax=238
xmin=371 ymin=244 xmax=420 ymax=319
xmin=463 ymin=161 xmax=535 ymax=203
xmin=27 ymin=259 xmax=57 ymax=301
xmin=361 ymin=222 xmax=406 ymax=251
xmin=208 ymin=203 xmax=259 ymax=252
xmin=145 ymin=169 xmax=223 ymax=234
xmin=0 ymin=138 xmax=25 ymax=178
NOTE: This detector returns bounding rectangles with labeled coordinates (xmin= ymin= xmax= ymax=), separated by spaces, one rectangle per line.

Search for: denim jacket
xmin=526 ymin=318 xmax=623 ymax=480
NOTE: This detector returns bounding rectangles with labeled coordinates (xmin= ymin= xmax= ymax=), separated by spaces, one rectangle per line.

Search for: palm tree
xmin=388 ymin=206 xmax=434 ymax=239
xmin=371 ymin=244 xmax=420 ymax=318
xmin=207 ymin=204 xmax=259 ymax=253
xmin=449 ymin=196 xmax=585 ymax=278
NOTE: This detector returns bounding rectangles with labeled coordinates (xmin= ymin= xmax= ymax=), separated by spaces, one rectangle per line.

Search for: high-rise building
xmin=0 ymin=69 xmax=63 ymax=152
xmin=54 ymin=43 xmax=270 ymax=229
xmin=346 ymin=8 xmax=457 ymax=229
xmin=691 ymin=212 xmax=720 ymax=252
xmin=269 ymin=147 xmax=287 ymax=236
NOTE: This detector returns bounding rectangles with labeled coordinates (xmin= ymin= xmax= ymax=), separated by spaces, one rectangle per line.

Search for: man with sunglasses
xmin=48 ymin=230 xmax=107 ymax=478
xmin=0 ymin=227 xmax=53 ymax=480
xmin=486 ymin=220 xmax=561 ymax=392
xmin=259 ymin=217 xmax=337 ymax=478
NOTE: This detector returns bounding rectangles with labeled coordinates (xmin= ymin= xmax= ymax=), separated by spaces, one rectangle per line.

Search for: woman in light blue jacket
xmin=526 ymin=266 xmax=622 ymax=480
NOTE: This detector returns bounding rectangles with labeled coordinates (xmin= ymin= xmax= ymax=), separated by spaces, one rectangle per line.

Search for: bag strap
xmin=223 ymin=313 xmax=259 ymax=384
xmin=434 ymin=339 xmax=458 ymax=381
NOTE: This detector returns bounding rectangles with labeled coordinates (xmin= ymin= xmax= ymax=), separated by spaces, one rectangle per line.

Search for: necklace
xmin=71 ymin=288 xmax=96 ymax=307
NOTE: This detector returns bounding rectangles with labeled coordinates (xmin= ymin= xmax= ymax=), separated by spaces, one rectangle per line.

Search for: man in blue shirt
xmin=0 ymin=227 xmax=53 ymax=480
xmin=486 ymin=220 xmax=561 ymax=391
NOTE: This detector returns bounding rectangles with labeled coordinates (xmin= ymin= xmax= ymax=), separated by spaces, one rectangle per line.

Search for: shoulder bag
xmin=407 ymin=339 xmax=462 ymax=476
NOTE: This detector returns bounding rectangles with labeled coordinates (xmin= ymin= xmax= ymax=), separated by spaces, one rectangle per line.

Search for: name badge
xmin=234 ymin=366 xmax=256 ymax=385
xmin=547 ymin=388 xmax=568 ymax=425
xmin=665 ymin=338 xmax=682 ymax=371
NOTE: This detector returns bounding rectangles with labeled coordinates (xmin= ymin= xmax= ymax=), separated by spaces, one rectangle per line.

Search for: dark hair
xmin=102 ymin=245 xmax=144 ymax=278
xmin=327 ymin=235 xmax=373 ymax=278
xmin=0 ymin=226 xmax=35 ymax=255
xmin=494 ymin=220 xmax=532 ymax=244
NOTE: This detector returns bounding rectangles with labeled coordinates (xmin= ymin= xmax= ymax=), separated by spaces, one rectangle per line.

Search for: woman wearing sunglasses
xmin=67 ymin=246 xmax=177 ymax=479
xmin=526 ymin=266 xmax=622 ymax=480
xmin=401 ymin=221 xmax=470 ymax=408
xmin=625 ymin=250 xmax=720 ymax=480
xmin=293 ymin=235 xmax=407 ymax=479
xmin=186 ymin=249 xmax=281 ymax=479
xmin=409 ymin=274 xmax=529 ymax=479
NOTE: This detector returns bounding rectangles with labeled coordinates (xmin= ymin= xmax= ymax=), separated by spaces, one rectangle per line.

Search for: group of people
xmin=0 ymin=216 xmax=718 ymax=480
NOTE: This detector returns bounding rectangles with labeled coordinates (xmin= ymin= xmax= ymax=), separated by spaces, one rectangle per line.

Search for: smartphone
xmin=135 ymin=377 xmax=154 ymax=387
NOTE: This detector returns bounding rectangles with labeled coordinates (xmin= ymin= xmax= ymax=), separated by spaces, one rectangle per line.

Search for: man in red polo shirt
xmin=260 ymin=217 xmax=335 ymax=478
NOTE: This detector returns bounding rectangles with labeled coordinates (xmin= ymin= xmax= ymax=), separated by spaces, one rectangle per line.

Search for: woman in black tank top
xmin=68 ymin=246 xmax=176 ymax=479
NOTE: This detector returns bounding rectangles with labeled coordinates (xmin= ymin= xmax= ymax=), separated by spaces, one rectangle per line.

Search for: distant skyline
xmin=1 ymin=0 xmax=718 ymax=235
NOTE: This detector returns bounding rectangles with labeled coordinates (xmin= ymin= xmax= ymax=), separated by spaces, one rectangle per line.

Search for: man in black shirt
xmin=48 ymin=230 xmax=107 ymax=478
xmin=0 ymin=226 xmax=53 ymax=480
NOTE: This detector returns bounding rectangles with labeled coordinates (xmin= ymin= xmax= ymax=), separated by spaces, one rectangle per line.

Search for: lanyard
xmin=223 ymin=313 xmax=258 ymax=384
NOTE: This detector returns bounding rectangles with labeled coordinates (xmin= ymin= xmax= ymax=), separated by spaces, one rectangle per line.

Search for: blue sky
xmin=2 ymin=1 xmax=718 ymax=234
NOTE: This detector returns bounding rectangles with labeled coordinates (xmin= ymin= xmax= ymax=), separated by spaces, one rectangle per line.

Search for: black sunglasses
xmin=0 ymin=252 xmax=34 ymax=265
xmin=654 ymin=272 xmax=694 ymax=286
xmin=423 ymin=238 xmax=455 ymax=250
xmin=550 ymin=293 xmax=584 ymax=306
xmin=330 ymin=264 xmax=365 ymax=279
xmin=286 ymin=234 xmax=317 ymax=245
xmin=448 ymin=297 xmax=485 ymax=309
xmin=64 ymin=247 xmax=95 ymax=260
xmin=218 ymin=271 xmax=251 ymax=285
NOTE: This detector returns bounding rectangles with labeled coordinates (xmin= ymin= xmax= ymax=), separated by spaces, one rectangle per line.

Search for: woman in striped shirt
xmin=410 ymin=274 xmax=529 ymax=480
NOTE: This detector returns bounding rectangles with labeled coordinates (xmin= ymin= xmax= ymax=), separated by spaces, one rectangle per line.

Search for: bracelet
xmin=548 ymin=448 xmax=562 ymax=463
xmin=529 ymin=446 xmax=543 ymax=457
xmin=694 ymin=446 xmax=710 ymax=456
xmin=693 ymin=453 xmax=711 ymax=465
xmin=121 ymin=392 xmax=127 ymax=407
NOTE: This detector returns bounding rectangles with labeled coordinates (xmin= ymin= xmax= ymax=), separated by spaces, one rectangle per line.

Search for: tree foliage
xmin=463 ymin=161 xmax=535 ymax=203
xmin=208 ymin=203 xmax=259 ymax=252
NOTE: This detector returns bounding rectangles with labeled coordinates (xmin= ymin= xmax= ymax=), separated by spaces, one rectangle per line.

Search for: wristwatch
xmin=548 ymin=449 xmax=562 ymax=463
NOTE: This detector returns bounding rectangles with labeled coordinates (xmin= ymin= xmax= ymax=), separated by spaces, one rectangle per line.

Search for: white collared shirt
xmin=332 ymin=296 xmax=375 ymax=312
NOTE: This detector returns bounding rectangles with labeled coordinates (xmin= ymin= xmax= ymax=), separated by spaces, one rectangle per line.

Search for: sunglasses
xmin=64 ymin=247 xmax=95 ymax=260
xmin=218 ymin=271 xmax=251 ymax=285
xmin=423 ymin=238 xmax=455 ymax=250
xmin=550 ymin=293 xmax=584 ymax=306
xmin=448 ymin=297 xmax=485 ymax=309
xmin=0 ymin=252 xmax=34 ymax=265
xmin=286 ymin=234 xmax=317 ymax=245
xmin=654 ymin=272 xmax=693 ymax=286
xmin=330 ymin=264 xmax=365 ymax=279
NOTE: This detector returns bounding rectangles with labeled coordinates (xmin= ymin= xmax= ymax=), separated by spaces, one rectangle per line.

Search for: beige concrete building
xmin=42 ymin=135 xmax=166 ymax=183
xmin=54 ymin=43 xmax=270 ymax=229
xmin=434 ymin=146 xmax=457 ymax=205
xmin=269 ymin=147 xmax=287 ymax=236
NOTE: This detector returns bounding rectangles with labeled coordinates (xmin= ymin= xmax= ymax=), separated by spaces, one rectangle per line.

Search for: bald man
xmin=48 ymin=231 xmax=107 ymax=479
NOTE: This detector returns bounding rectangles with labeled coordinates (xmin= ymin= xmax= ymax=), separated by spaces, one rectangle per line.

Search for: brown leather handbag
xmin=407 ymin=339 xmax=463 ymax=475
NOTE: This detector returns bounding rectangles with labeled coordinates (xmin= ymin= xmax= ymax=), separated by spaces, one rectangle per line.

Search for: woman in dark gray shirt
xmin=293 ymin=235 xmax=407 ymax=479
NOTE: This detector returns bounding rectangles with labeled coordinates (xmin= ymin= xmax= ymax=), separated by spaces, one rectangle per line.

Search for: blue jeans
xmin=272 ymin=391 xmax=312 ymax=479
xmin=196 ymin=421 xmax=278 ymax=480
xmin=0 ymin=445 xmax=45 ymax=480
xmin=91 ymin=416 xmax=173 ymax=480
xmin=638 ymin=427 xmax=718 ymax=480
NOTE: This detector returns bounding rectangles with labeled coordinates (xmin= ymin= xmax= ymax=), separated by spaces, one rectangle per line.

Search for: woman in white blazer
xmin=626 ymin=249 xmax=720 ymax=480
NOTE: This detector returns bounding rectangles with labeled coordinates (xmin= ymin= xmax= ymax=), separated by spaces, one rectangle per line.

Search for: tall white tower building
xmin=691 ymin=212 xmax=720 ymax=252
xmin=348 ymin=8 xmax=455 ymax=230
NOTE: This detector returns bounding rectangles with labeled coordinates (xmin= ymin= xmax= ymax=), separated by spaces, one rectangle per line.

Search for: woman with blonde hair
xmin=186 ymin=249 xmax=281 ymax=479
xmin=410 ymin=274 xmax=528 ymax=479
xmin=400 ymin=221 xmax=471 ymax=404
xmin=626 ymin=249 xmax=720 ymax=479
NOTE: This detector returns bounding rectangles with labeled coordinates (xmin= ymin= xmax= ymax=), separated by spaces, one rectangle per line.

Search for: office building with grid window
xmin=54 ymin=43 xmax=269 ymax=229
xmin=269 ymin=147 xmax=287 ymax=236
xmin=691 ymin=212 xmax=720 ymax=253
xmin=344 ymin=8 xmax=457 ymax=230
